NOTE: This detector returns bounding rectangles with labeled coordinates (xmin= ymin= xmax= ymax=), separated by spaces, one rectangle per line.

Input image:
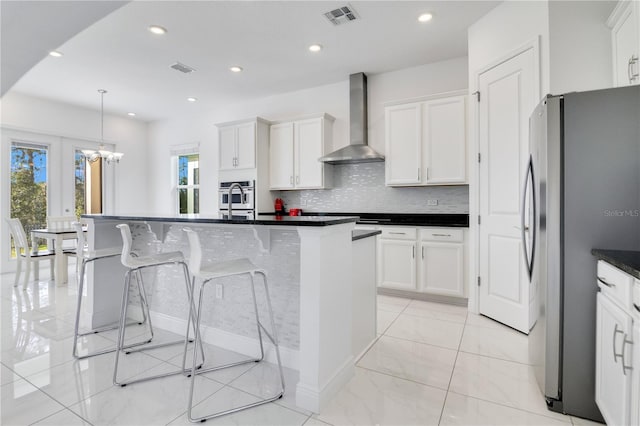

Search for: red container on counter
xmin=289 ymin=208 xmax=302 ymax=216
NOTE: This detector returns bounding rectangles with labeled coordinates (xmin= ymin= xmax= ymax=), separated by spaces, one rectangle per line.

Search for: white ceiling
xmin=7 ymin=1 xmax=499 ymax=122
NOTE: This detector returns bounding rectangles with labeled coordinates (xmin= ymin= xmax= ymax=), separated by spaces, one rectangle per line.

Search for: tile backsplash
xmin=275 ymin=162 xmax=469 ymax=214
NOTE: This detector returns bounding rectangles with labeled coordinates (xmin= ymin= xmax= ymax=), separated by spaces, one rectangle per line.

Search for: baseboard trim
xmin=378 ymin=287 xmax=468 ymax=307
xmin=149 ymin=311 xmax=299 ymax=370
xmin=296 ymin=356 xmax=355 ymax=413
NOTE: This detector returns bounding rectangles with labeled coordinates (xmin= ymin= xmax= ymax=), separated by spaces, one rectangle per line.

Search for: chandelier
xmin=82 ymin=89 xmax=124 ymax=164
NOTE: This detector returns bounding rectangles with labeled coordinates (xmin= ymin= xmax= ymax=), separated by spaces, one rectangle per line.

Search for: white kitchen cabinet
xmin=385 ymin=102 xmax=422 ymax=185
xmin=596 ymin=292 xmax=633 ymax=426
xmin=269 ymin=114 xmax=334 ymax=190
xmin=608 ymin=0 xmax=640 ymax=87
xmin=419 ymin=242 xmax=464 ymax=297
xmin=269 ymin=122 xmax=294 ymax=188
xmin=378 ymin=238 xmax=417 ymax=291
xmin=385 ymin=93 xmax=467 ymax=186
xmin=595 ymin=260 xmax=636 ymax=426
xmin=632 ymin=278 xmax=640 ymax=426
xmin=377 ymin=225 xmax=466 ymax=297
xmin=218 ymin=121 xmax=257 ymax=170
xmin=422 ymin=96 xmax=467 ymax=184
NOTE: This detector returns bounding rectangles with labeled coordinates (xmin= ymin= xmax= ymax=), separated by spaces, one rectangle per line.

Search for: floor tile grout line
xmin=354 ymin=365 xmax=451 ymax=392
xmin=445 ymin=389 xmax=573 ymax=424
xmin=382 ymin=331 xmax=461 ymax=352
xmin=397 ymin=310 xmax=467 ymax=325
xmin=437 ymin=307 xmax=468 ymax=425
xmin=457 ymin=348 xmax=531 ymax=366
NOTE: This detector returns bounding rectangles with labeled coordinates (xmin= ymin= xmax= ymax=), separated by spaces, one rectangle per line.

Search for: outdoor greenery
xmin=10 ymin=146 xmax=47 ymax=246
xmin=75 ymin=151 xmax=86 ymax=218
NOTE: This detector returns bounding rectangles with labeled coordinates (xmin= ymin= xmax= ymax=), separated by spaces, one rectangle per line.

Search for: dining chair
xmin=6 ymin=218 xmax=56 ymax=288
xmin=46 ymin=215 xmax=79 ymax=275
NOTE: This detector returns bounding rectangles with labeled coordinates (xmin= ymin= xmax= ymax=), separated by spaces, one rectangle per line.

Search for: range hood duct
xmin=320 ymin=73 xmax=385 ymax=165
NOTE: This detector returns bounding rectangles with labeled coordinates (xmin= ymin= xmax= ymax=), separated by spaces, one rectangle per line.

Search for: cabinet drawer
xmin=420 ymin=228 xmax=463 ymax=242
xmin=597 ymin=261 xmax=633 ymax=309
xmin=379 ymin=227 xmax=417 ymax=240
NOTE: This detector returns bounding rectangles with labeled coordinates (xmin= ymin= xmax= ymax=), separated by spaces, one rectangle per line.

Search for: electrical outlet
xmin=427 ymin=199 xmax=438 ymax=206
xmin=215 ymin=284 xmax=223 ymax=299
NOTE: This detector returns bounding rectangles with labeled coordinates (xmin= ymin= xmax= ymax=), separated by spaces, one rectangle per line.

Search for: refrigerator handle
xmin=521 ymin=156 xmax=536 ymax=281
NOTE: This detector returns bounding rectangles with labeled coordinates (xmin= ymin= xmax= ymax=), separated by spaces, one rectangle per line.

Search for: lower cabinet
xmin=376 ymin=226 xmax=466 ymax=297
xmin=594 ymin=261 xmax=637 ymax=426
xmin=419 ymin=242 xmax=463 ymax=297
xmin=378 ymin=236 xmax=417 ymax=291
xmin=596 ymin=293 xmax=633 ymax=426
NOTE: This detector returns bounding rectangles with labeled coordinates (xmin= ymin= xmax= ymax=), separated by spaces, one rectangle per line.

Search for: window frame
xmin=174 ymin=151 xmax=200 ymax=215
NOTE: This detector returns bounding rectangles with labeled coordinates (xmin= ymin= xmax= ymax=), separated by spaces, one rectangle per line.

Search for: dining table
xmin=30 ymin=227 xmax=77 ymax=286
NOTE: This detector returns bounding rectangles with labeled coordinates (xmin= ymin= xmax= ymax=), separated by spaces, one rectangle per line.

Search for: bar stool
xmin=71 ymin=222 xmax=151 ymax=359
xmin=113 ymin=223 xmax=199 ymax=387
xmin=183 ymin=227 xmax=284 ymax=422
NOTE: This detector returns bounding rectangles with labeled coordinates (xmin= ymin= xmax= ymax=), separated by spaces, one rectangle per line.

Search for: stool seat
xmin=123 ymin=251 xmax=184 ymax=269
xmin=196 ymin=258 xmax=264 ymax=280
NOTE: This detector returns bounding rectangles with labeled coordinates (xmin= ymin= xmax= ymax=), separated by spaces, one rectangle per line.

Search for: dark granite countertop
xmin=262 ymin=212 xmax=469 ymax=228
xmin=352 ymin=230 xmax=382 ymax=241
xmin=82 ymin=214 xmax=358 ymax=227
xmin=591 ymin=249 xmax=640 ymax=280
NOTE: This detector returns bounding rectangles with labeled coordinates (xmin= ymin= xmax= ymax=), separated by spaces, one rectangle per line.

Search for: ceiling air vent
xmin=324 ymin=4 xmax=359 ymax=26
xmin=170 ymin=62 xmax=196 ymax=74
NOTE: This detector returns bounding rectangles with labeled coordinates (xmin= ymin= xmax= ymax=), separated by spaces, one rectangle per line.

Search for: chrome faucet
xmin=227 ymin=182 xmax=244 ymax=219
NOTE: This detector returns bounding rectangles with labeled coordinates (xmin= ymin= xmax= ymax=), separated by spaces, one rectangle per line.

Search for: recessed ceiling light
xmin=148 ymin=25 xmax=167 ymax=35
xmin=309 ymin=44 xmax=323 ymax=53
xmin=187 ymin=97 xmax=197 ymax=102
xmin=127 ymin=112 xmax=136 ymax=117
xmin=230 ymin=66 xmax=243 ymax=73
xmin=418 ymin=13 xmax=433 ymax=23
xmin=49 ymin=50 xmax=63 ymax=57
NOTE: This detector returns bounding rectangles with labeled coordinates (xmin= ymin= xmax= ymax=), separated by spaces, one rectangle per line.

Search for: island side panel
xmin=296 ymin=222 xmax=355 ymax=413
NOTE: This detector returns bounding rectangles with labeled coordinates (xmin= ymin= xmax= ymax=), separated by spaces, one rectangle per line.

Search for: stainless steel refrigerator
xmin=527 ymin=86 xmax=640 ymax=422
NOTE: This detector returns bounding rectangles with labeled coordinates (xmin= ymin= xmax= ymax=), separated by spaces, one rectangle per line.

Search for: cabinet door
xmin=295 ymin=118 xmax=324 ymax=189
xmin=377 ymin=239 xmax=416 ymax=290
xmin=419 ymin=242 xmax=464 ymax=297
xmin=423 ymin=96 xmax=467 ymax=184
xmin=611 ymin=1 xmax=639 ymax=86
xmin=632 ymin=319 xmax=640 ymax=426
xmin=596 ymin=293 xmax=633 ymax=426
xmin=269 ymin=122 xmax=294 ymax=189
xmin=235 ymin=122 xmax=256 ymax=169
xmin=385 ymin=103 xmax=422 ymax=185
xmin=219 ymin=126 xmax=237 ymax=170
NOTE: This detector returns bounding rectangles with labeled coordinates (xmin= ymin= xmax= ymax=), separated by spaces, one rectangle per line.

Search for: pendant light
xmin=82 ymin=89 xmax=124 ymax=164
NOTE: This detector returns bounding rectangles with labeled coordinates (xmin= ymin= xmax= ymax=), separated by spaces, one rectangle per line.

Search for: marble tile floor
xmin=0 ymin=269 xmax=604 ymax=426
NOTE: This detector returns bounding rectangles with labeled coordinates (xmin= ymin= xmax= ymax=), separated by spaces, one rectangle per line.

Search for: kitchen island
xmin=81 ymin=213 xmax=364 ymax=413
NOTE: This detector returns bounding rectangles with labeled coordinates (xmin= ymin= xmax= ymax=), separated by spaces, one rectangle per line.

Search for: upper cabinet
xmin=218 ymin=120 xmax=261 ymax=171
xmin=269 ymin=114 xmax=334 ymax=190
xmin=608 ymin=0 xmax=640 ymax=87
xmin=385 ymin=93 xmax=467 ymax=187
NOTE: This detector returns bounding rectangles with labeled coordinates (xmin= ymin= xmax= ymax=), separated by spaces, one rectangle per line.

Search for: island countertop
xmin=81 ymin=213 xmax=358 ymax=227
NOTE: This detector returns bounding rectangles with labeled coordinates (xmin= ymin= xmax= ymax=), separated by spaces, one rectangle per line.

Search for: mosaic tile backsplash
xmin=126 ymin=222 xmax=301 ymax=350
xmin=275 ymin=162 xmax=469 ymax=214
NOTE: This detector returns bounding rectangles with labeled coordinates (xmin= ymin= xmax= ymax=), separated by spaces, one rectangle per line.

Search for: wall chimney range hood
xmin=319 ymin=73 xmax=385 ymax=165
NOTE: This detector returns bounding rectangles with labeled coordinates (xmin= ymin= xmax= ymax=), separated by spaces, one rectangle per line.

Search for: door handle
xmin=621 ymin=334 xmax=633 ymax=376
xmin=521 ymin=156 xmax=536 ymax=281
xmin=412 ymin=246 xmax=415 ymax=259
xmin=597 ymin=277 xmax=616 ymax=288
xmin=389 ymin=232 xmax=406 ymax=235
xmin=296 ymin=176 xmax=300 ymax=184
xmin=613 ymin=323 xmax=624 ymax=363
xmin=421 ymin=246 xmax=424 ymax=259
xmin=432 ymin=233 xmax=452 ymax=237
xmin=628 ymin=55 xmax=639 ymax=82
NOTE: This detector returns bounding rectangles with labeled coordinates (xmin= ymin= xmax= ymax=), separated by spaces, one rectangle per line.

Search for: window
xmin=176 ymin=153 xmax=199 ymax=214
xmin=75 ymin=149 xmax=103 ymax=216
xmin=10 ymin=142 xmax=48 ymax=254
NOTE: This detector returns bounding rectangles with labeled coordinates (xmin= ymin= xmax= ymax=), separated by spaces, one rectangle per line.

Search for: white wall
xmin=147 ymin=57 xmax=468 ymax=215
xmin=548 ymin=1 xmax=615 ymax=94
xmin=0 ymin=91 xmax=148 ymax=272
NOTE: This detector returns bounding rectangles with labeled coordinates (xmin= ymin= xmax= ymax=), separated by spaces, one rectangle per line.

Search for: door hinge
xmin=477 ymin=153 xmax=481 ymax=163
xmin=472 ymin=91 xmax=480 ymax=102
xmin=478 ymin=216 xmax=481 ymax=225
xmin=477 ymin=276 xmax=481 ymax=286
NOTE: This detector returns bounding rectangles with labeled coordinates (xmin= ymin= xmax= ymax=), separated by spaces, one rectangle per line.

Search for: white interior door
xmin=478 ymin=47 xmax=537 ymax=334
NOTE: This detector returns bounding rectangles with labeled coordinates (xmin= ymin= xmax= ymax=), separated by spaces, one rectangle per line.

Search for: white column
xmin=296 ymin=222 xmax=355 ymax=413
